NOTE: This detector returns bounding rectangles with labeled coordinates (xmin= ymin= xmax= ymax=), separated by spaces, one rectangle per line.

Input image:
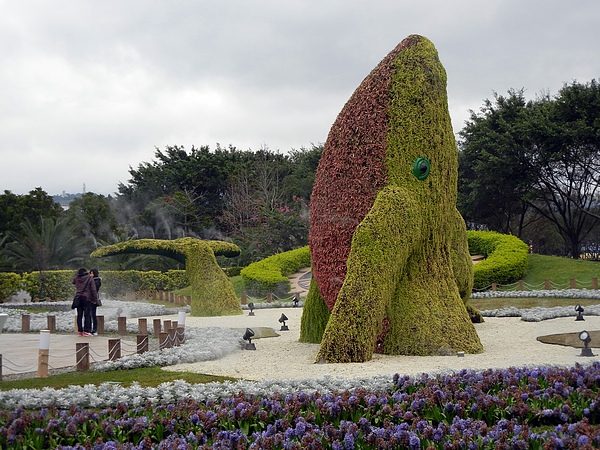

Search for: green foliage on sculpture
xmin=91 ymin=237 xmax=242 ymax=316
xmin=298 ymin=274 xmax=330 ymax=343
xmin=301 ymin=35 xmax=483 ymax=362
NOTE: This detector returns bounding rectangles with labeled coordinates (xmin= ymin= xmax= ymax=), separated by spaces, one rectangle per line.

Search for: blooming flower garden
xmin=2 ymin=364 xmax=600 ymax=448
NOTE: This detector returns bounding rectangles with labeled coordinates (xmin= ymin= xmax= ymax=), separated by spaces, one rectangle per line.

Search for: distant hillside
xmin=52 ymin=192 xmax=82 ymax=209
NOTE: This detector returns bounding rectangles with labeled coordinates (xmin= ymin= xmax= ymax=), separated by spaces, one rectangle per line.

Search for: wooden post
xmin=138 ymin=318 xmax=147 ymax=335
xmin=544 ymin=279 xmax=551 ymax=290
xmin=241 ymin=293 xmax=247 ymax=305
xmin=37 ymin=330 xmax=50 ymax=378
xmin=491 ymin=283 xmax=497 ymax=291
xmin=518 ymin=280 xmax=524 ymax=291
xmin=153 ymin=318 xmax=161 ymax=338
xmin=152 ymin=290 xmax=157 ymax=300
xmin=137 ymin=335 xmax=148 ymax=354
xmin=163 ymin=320 xmax=172 ymax=331
xmin=169 ymin=292 xmax=175 ymax=303
xmin=108 ymin=339 xmax=121 ymax=361
xmin=186 ymin=296 xmax=191 ymax=306
xmin=169 ymin=328 xmax=176 ymax=348
xmin=593 ymin=278 xmax=598 ymax=289
xmin=177 ymin=325 xmax=185 ymax=346
xmin=267 ymin=293 xmax=273 ymax=303
xmin=570 ymin=279 xmax=576 ymax=289
xmin=22 ymin=314 xmax=30 ymax=333
xmin=37 ymin=349 xmax=49 ymax=378
xmin=76 ymin=343 xmax=90 ymax=372
xmin=47 ymin=315 xmax=56 ymax=332
xmin=97 ymin=316 xmax=104 ymax=335
xmin=118 ymin=317 xmax=127 ymax=336
xmin=159 ymin=332 xmax=169 ymax=349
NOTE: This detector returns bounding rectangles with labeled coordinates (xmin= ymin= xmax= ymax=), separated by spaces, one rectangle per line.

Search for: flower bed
xmin=1 ymin=364 xmax=600 ymax=448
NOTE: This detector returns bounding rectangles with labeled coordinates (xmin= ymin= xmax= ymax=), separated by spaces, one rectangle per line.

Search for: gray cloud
xmin=1 ymin=0 xmax=598 ymax=195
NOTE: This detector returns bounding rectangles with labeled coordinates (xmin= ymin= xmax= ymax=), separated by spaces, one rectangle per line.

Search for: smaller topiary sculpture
xmin=91 ymin=237 xmax=242 ymax=316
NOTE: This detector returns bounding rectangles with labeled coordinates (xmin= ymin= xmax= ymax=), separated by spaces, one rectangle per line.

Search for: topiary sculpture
xmin=299 ymin=35 xmax=483 ymax=362
xmin=91 ymin=237 xmax=242 ymax=316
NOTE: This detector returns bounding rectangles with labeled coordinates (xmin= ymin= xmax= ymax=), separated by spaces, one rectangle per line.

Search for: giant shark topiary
xmin=91 ymin=237 xmax=242 ymax=317
xmin=299 ymin=35 xmax=483 ymax=362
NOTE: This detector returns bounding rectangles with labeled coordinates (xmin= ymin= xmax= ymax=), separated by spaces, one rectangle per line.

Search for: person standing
xmin=72 ymin=268 xmax=97 ymax=336
xmin=89 ymin=268 xmax=102 ymax=335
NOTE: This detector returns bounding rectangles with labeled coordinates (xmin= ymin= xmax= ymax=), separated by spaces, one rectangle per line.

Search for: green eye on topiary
xmin=412 ymin=157 xmax=430 ymax=180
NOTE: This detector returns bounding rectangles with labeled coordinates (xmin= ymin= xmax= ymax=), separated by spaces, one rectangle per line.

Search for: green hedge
xmin=7 ymin=270 xmax=189 ymax=301
xmin=240 ymin=246 xmax=311 ymax=297
xmin=468 ymin=230 xmax=529 ymax=290
xmin=0 ymin=272 xmax=21 ymax=301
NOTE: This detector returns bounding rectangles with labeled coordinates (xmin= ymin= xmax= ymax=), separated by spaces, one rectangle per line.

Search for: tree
xmin=3 ymin=217 xmax=86 ymax=272
xmin=282 ymin=144 xmax=324 ymax=203
xmin=458 ymin=80 xmax=600 ymax=257
xmin=0 ymin=188 xmax=63 ymax=241
xmin=117 ymin=145 xmax=253 ymax=234
xmin=458 ymin=90 xmax=537 ymax=236
xmin=526 ymin=81 xmax=600 ymax=257
xmin=64 ymin=192 xmax=119 ymax=247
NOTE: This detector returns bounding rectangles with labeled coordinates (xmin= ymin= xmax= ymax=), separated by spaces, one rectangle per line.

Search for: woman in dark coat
xmin=72 ymin=268 xmax=98 ymax=336
xmin=89 ymin=268 xmax=102 ymax=335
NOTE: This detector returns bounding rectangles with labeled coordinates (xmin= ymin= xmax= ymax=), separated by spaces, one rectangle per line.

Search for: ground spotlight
xmin=248 ymin=302 xmax=255 ymax=316
xmin=575 ymin=304 xmax=585 ymax=321
xmin=292 ymin=295 xmax=299 ymax=307
xmin=243 ymin=327 xmax=256 ymax=350
xmin=278 ymin=313 xmax=289 ymax=331
xmin=579 ymin=330 xmax=594 ymax=356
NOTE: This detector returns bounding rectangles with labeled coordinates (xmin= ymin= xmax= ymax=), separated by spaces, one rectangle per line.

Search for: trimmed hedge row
xmin=0 ymin=272 xmax=21 ymax=301
xmin=240 ymin=246 xmax=311 ymax=297
xmin=468 ymin=230 xmax=529 ymax=290
xmin=1 ymin=270 xmax=189 ymax=301
xmin=239 ymin=231 xmax=529 ymax=297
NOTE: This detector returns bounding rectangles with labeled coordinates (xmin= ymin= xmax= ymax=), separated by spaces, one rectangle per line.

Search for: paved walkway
xmin=0 ymin=332 xmax=140 ymax=378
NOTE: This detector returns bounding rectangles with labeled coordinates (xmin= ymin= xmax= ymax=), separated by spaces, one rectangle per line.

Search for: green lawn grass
xmin=0 ymin=367 xmax=235 ymax=391
xmin=523 ymin=253 xmax=600 ymax=288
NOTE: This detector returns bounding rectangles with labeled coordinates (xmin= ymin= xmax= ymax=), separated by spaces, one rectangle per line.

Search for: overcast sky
xmin=1 ymin=1 xmax=598 ymax=196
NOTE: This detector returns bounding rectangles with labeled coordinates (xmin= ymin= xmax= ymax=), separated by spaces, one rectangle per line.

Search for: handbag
xmin=71 ymin=295 xmax=81 ymax=309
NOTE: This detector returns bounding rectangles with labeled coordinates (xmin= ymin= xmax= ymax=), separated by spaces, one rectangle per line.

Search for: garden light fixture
xmin=243 ymin=327 xmax=256 ymax=350
xmin=279 ymin=313 xmax=289 ymax=331
xmin=248 ymin=302 xmax=255 ymax=316
xmin=578 ymin=330 xmax=594 ymax=357
xmin=575 ymin=304 xmax=585 ymax=321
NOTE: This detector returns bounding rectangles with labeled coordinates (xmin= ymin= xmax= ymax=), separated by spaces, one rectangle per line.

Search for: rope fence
xmin=0 ymin=316 xmax=186 ymax=380
xmin=473 ymin=277 xmax=599 ymax=292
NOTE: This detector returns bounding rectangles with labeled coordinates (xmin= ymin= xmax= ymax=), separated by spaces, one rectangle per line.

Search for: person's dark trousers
xmin=90 ymin=304 xmax=98 ymax=334
xmin=83 ymin=304 xmax=93 ymax=333
xmin=76 ymin=305 xmax=85 ymax=332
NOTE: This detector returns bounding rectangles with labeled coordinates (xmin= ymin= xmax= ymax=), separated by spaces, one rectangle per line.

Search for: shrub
xmin=0 ymin=272 xmax=22 ymax=301
xmin=468 ymin=230 xmax=529 ymax=289
xmin=18 ymin=270 xmax=189 ymax=300
xmin=240 ymin=246 xmax=311 ymax=296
